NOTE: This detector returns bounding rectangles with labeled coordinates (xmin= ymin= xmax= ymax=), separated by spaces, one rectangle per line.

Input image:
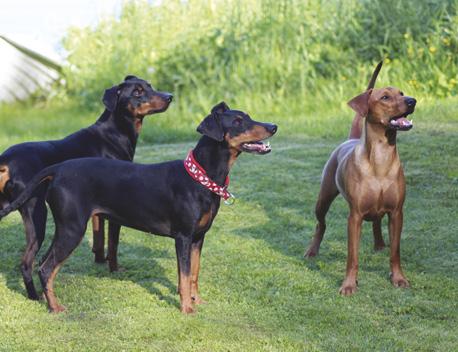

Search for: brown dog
xmin=305 ymin=63 xmax=416 ymax=295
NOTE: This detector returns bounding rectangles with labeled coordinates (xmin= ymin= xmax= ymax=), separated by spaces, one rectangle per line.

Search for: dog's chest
xmin=341 ymin=154 xmax=405 ymax=217
xmin=357 ymin=175 xmax=404 ymax=218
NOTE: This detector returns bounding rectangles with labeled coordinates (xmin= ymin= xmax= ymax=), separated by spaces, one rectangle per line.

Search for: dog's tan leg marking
xmin=0 ymin=165 xmax=10 ymax=193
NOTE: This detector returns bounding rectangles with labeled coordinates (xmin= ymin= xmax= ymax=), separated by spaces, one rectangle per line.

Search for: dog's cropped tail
xmin=348 ymin=61 xmax=383 ymax=139
xmin=0 ymin=165 xmax=58 ymax=219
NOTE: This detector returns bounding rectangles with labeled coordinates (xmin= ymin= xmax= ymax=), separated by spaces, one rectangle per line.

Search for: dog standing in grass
xmin=305 ymin=63 xmax=416 ymax=295
xmin=0 ymin=102 xmax=277 ymax=314
xmin=0 ymin=76 xmax=172 ymax=300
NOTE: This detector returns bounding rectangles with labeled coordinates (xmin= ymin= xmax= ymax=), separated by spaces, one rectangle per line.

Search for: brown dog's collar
xmin=184 ymin=150 xmax=234 ymax=204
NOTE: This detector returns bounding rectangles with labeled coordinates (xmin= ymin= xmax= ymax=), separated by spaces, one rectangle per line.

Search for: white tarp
xmin=0 ymin=36 xmax=61 ymax=102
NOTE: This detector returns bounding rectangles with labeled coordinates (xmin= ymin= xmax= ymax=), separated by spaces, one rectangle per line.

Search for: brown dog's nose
xmin=405 ymin=97 xmax=416 ymax=107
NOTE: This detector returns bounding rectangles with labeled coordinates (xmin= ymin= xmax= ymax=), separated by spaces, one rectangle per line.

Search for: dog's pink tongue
xmin=390 ymin=117 xmax=412 ymax=128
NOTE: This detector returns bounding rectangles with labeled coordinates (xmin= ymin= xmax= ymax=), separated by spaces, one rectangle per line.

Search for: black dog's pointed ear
xmin=102 ymin=85 xmax=119 ymax=112
xmin=348 ymin=89 xmax=373 ymax=117
xmin=196 ymin=113 xmax=224 ymax=141
xmin=124 ymin=75 xmax=138 ymax=81
xmin=211 ymin=101 xmax=230 ymax=115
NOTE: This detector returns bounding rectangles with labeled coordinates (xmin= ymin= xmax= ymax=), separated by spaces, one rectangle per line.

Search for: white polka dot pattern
xmin=183 ymin=150 xmax=232 ymax=201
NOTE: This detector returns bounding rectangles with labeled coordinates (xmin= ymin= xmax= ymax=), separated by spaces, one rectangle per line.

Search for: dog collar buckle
xmin=223 ymin=191 xmax=235 ymax=205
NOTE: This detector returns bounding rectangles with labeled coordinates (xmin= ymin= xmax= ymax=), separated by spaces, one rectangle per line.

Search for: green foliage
xmin=61 ymin=0 xmax=458 ymax=122
xmin=1 ymin=98 xmax=458 ymax=351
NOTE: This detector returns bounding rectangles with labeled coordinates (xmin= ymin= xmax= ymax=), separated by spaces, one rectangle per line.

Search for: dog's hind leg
xmin=372 ymin=217 xmax=386 ymax=251
xmin=92 ymin=215 xmax=106 ymax=263
xmin=305 ymin=156 xmax=339 ymax=258
xmin=19 ymin=195 xmax=47 ymax=300
xmin=38 ymin=219 xmax=87 ymax=313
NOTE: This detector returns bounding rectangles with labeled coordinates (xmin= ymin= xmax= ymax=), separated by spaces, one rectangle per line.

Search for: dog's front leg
xmin=175 ymin=234 xmax=194 ymax=314
xmin=191 ymin=234 xmax=206 ymax=305
xmin=388 ymin=210 xmax=409 ymax=288
xmin=340 ymin=210 xmax=362 ymax=295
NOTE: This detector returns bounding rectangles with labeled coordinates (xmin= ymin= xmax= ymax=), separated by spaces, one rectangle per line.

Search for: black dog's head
xmin=102 ymin=75 xmax=173 ymax=118
xmin=197 ymin=102 xmax=277 ymax=154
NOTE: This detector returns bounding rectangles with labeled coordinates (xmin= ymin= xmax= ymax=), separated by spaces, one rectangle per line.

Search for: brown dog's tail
xmin=0 ymin=165 xmax=58 ymax=219
xmin=348 ymin=61 xmax=383 ymax=139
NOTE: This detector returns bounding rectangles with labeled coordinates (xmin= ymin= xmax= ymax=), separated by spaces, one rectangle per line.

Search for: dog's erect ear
xmin=211 ymin=101 xmax=230 ymax=115
xmin=102 ymin=85 xmax=120 ymax=112
xmin=124 ymin=75 xmax=138 ymax=81
xmin=348 ymin=89 xmax=373 ymax=117
xmin=197 ymin=113 xmax=224 ymax=141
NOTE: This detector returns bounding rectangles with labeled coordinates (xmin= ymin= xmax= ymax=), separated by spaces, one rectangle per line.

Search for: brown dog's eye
xmin=381 ymin=95 xmax=390 ymax=100
xmin=400 ymin=91 xmax=404 ymax=96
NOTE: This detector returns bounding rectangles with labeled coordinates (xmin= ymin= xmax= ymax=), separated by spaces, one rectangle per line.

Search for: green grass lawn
xmin=0 ymin=99 xmax=457 ymax=351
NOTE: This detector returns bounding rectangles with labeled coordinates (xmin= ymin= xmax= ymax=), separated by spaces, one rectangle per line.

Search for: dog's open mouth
xmin=241 ymin=140 xmax=272 ymax=154
xmin=389 ymin=112 xmax=414 ymax=131
xmin=149 ymin=103 xmax=171 ymax=114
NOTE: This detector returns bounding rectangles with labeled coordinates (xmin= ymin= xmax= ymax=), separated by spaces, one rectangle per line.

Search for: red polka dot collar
xmin=184 ymin=150 xmax=235 ymax=204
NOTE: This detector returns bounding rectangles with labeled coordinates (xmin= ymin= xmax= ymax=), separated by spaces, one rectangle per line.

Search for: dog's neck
xmin=192 ymin=136 xmax=235 ymax=186
xmin=95 ymin=109 xmax=140 ymax=157
xmin=360 ymin=119 xmax=399 ymax=173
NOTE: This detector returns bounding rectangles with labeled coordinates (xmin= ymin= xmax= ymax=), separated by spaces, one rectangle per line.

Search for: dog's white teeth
xmin=266 ymin=141 xmax=271 ymax=147
xmin=410 ymin=119 xmax=413 ymax=124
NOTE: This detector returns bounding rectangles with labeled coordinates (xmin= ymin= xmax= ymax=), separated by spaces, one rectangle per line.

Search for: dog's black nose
xmin=165 ymin=94 xmax=173 ymax=103
xmin=267 ymin=123 xmax=278 ymax=135
xmin=405 ymin=97 xmax=416 ymax=107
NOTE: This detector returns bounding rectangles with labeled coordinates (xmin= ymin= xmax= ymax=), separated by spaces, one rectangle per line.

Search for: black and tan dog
xmin=0 ymin=102 xmax=277 ymax=314
xmin=0 ymin=76 xmax=172 ymax=300
xmin=305 ymin=64 xmax=416 ymax=295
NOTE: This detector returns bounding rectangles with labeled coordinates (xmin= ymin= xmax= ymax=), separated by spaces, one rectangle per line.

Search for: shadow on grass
xmin=0 ymin=221 xmax=179 ymax=310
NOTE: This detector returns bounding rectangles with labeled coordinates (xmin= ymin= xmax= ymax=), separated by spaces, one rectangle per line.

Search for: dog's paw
xmin=50 ymin=304 xmax=66 ymax=313
xmin=180 ymin=304 xmax=196 ymax=314
xmin=373 ymin=242 xmax=386 ymax=251
xmin=109 ymin=264 xmax=126 ymax=273
xmin=391 ymin=273 xmax=410 ymax=288
xmin=28 ymin=292 xmax=41 ymax=301
xmin=94 ymin=255 xmax=107 ymax=264
xmin=304 ymin=246 xmax=319 ymax=258
xmin=339 ymin=279 xmax=358 ymax=296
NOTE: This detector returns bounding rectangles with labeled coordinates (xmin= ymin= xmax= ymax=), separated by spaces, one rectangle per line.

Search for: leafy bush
xmin=61 ymin=0 xmax=458 ymax=123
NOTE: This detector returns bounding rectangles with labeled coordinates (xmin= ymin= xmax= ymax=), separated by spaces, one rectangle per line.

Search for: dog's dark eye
xmin=400 ymin=91 xmax=404 ymax=96
xmin=232 ymin=117 xmax=243 ymax=127
xmin=133 ymin=89 xmax=143 ymax=97
xmin=381 ymin=95 xmax=390 ymax=100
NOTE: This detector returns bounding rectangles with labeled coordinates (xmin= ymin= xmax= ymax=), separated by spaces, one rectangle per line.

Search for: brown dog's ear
xmin=196 ymin=113 xmax=224 ymax=141
xmin=348 ymin=89 xmax=373 ymax=117
xmin=102 ymin=85 xmax=120 ymax=112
